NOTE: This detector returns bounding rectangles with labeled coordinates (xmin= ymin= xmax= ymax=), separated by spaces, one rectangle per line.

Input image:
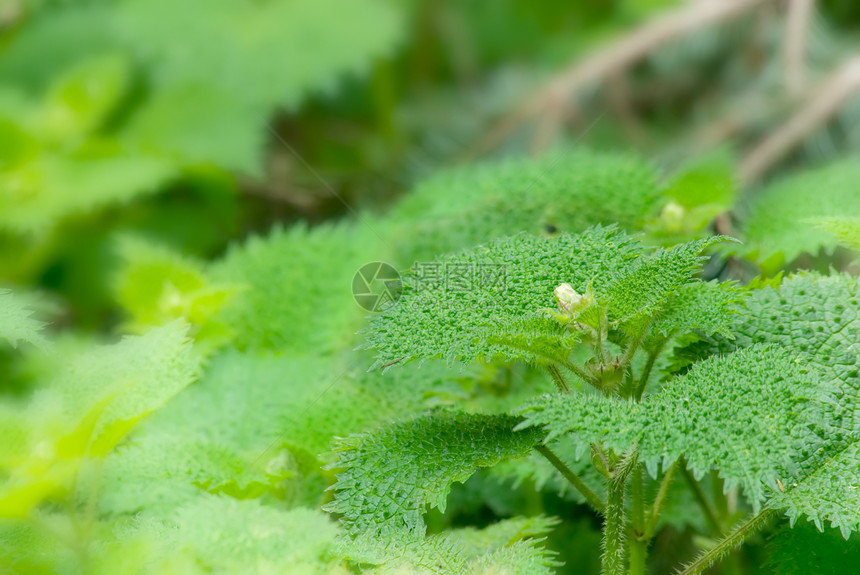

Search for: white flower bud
xmin=554 ymin=283 xmax=582 ymax=315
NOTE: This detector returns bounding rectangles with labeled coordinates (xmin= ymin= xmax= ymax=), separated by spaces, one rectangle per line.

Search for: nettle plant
xmin=325 ymin=225 xmax=860 ymax=574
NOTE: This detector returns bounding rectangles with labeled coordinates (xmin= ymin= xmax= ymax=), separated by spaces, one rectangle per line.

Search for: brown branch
xmin=468 ymin=0 xmax=773 ymax=157
xmin=739 ymin=57 xmax=860 ymax=184
xmin=785 ymin=0 xmax=815 ymax=98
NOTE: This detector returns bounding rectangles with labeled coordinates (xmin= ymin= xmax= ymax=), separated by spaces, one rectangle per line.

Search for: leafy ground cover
xmin=2 ymin=1 xmax=860 ymax=573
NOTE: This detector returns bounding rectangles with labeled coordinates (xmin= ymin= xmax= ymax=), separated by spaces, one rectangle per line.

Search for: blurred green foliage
xmin=2 ymin=0 xmax=860 ymax=573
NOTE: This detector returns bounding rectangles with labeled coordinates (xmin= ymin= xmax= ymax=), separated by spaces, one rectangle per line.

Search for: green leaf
xmin=0 ymin=289 xmax=48 ymax=349
xmin=1 ymin=498 xmax=343 ymax=574
xmin=479 ymin=315 xmax=582 ymax=365
xmin=0 ymin=145 xmax=175 ymax=234
xmin=0 ymin=321 xmax=200 ymax=517
xmin=363 ymin=226 xmax=642 ymax=367
xmin=339 ymin=517 xmax=558 ymax=574
xmin=113 ymin=235 xmax=236 ymax=346
xmin=650 ymin=280 xmax=745 ymax=339
xmin=365 ymin=226 xmax=730 ymax=368
xmin=518 ymin=345 xmax=831 ymax=504
xmin=449 ymin=515 xmax=559 ymax=557
xmin=324 ymin=412 xmax=543 ymax=538
xmin=111 ymin=0 xmax=401 ymax=174
xmin=100 ymin=350 xmax=475 ymax=513
xmin=166 ymin=496 xmax=341 ymax=572
xmin=742 ymin=159 xmax=860 ymax=267
xmin=663 ymin=150 xmax=736 ymax=210
xmin=769 ymin=440 xmax=860 ymax=538
xmin=689 ymin=273 xmax=860 ymax=433
xmin=211 ymin=221 xmax=384 ymax=355
xmin=387 ymin=149 xmax=662 ymax=264
xmin=113 ymin=0 xmax=402 ymax=112
xmin=44 ymin=321 xmax=201 ymax=443
xmin=35 ymin=53 xmax=130 ymax=143
xmin=469 ymin=539 xmax=558 ymax=575
xmin=650 ymin=150 xmax=736 ymax=241
xmin=603 ymin=236 xmax=733 ymax=323
xmin=808 ymin=216 xmax=860 ymax=252
xmin=118 ymin=82 xmax=265 ymax=175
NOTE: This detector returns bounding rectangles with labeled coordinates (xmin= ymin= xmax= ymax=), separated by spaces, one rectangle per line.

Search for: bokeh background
xmin=1 ymin=0 xmax=859 ymax=573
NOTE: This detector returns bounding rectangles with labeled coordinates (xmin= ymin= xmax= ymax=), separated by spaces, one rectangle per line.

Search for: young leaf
xmin=363 ymin=226 xmax=641 ymax=367
xmin=650 ymin=280 xmax=745 ymax=339
xmin=603 ymin=236 xmax=732 ymax=323
xmin=113 ymin=235 xmax=236 ymax=344
xmin=518 ymin=345 xmax=831 ymax=504
xmin=478 ymin=315 xmax=583 ymax=366
xmin=324 ymin=412 xmax=543 ymax=538
xmin=365 ymin=226 xmax=730 ymax=369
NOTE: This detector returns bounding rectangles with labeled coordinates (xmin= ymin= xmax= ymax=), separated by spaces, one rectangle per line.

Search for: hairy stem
xmin=602 ymin=449 xmax=639 ymax=574
xmin=618 ymin=318 xmax=651 ymax=375
xmin=675 ymin=508 xmax=775 ymax=575
xmin=646 ymin=460 xmax=679 ymax=538
xmin=535 ymin=444 xmax=606 ymax=514
xmin=680 ymin=464 xmax=723 ymax=536
xmin=545 ymin=363 xmax=571 ymax=393
xmin=560 ymin=359 xmax=602 ymax=390
xmin=629 ymin=465 xmax=647 ymax=575
xmin=633 ymin=334 xmax=671 ymax=401
xmin=603 ymin=469 xmax=628 ymax=575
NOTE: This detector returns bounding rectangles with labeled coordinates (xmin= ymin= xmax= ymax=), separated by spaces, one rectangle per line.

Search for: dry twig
xmin=785 ymin=0 xmax=815 ymax=98
xmin=740 ymin=57 xmax=860 ymax=183
xmin=467 ymin=0 xmax=773 ymax=157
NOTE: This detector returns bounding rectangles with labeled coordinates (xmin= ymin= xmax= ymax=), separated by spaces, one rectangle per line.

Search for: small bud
xmin=661 ymin=201 xmax=685 ymax=230
xmin=554 ymin=283 xmax=582 ymax=315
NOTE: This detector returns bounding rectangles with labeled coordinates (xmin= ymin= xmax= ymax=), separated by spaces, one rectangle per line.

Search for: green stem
xmin=603 ymin=472 xmax=628 ymax=575
xmin=711 ymin=470 xmax=728 ymax=520
xmin=596 ymin=311 xmax=611 ymax=363
xmin=545 ymin=363 xmax=570 ymax=393
xmin=680 ymin=464 xmax=722 ymax=536
xmin=591 ymin=443 xmax=612 ymax=478
xmin=629 ymin=465 xmax=647 ymax=575
xmin=535 ymin=445 xmax=606 ymax=514
xmin=618 ymin=319 xmax=651 ymax=375
xmin=646 ymin=460 xmax=679 ymax=538
xmin=494 ymin=338 xmax=598 ymax=390
xmin=603 ymin=449 xmax=638 ymax=575
xmin=675 ymin=508 xmax=775 ymax=575
xmin=560 ymin=359 xmax=602 ymax=390
xmin=633 ymin=334 xmax=671 ymax=402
